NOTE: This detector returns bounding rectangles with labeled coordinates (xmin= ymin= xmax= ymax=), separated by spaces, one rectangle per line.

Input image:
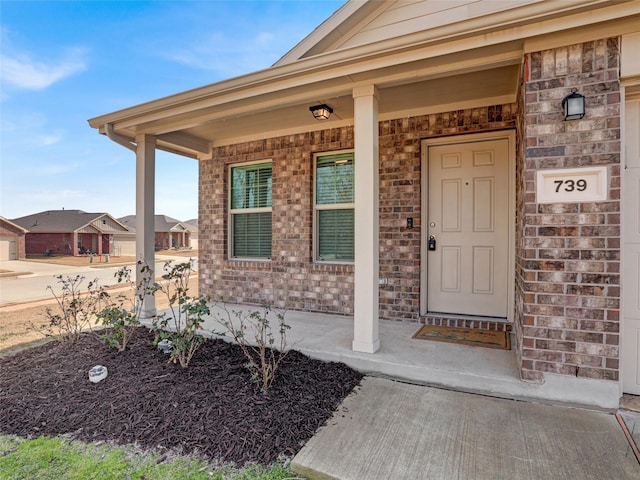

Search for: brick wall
xmin=519 ymin=38 xmax=621 ymax=382
xmin=199 ymin=104 xmax=517 ymax=319
xmin=25 ymin=233 xmax=75 ymax=256
xmin=199 ymin=129 xmax=356 ymax=313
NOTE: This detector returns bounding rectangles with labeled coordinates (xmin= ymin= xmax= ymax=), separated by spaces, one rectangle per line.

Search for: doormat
xmin=412 ymin=324 xmax=511 ymax=350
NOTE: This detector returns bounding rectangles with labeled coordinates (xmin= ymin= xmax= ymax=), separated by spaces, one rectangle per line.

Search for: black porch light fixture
xmin=562 ymin=88 xmax=586 ymax=121
xmin=309 ymin=104 xmax=333 ymax=120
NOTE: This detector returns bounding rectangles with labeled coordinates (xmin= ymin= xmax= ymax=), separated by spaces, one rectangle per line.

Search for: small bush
xmin=214 ymin=304 xmax=290 ymax=392
xmin=96 ymin=263 xmax=151 ymax=352
xmin=151 ymin=260 xmax=209 ymax=367
xmin=36 ymin=274 xmax=107 ymax=343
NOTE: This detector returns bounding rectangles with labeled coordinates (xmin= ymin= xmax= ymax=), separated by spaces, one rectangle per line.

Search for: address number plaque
xmin=536 ymin=166 xmax=608 ymax=204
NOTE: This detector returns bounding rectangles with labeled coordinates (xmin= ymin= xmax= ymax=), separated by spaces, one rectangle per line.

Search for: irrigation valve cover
xmin=89 ymin=365 xmax=108 ymax=383
xmin=157 ymin=339 xmax=173 ymax=354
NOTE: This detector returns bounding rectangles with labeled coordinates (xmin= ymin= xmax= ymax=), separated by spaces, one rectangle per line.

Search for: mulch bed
xmin=0 ymin=329 xmax=363 ymax=465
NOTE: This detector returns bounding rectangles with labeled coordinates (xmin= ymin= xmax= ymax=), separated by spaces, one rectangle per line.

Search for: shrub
xmin=214 ymin=304 xmax=290 ymax=392
xmin=96 ymin=263 xmax=151 ymax=352
xmin=37 ymin=274 xmax=107 ymax=343
xmin=151 ymin=260 xmax=209 ymax=367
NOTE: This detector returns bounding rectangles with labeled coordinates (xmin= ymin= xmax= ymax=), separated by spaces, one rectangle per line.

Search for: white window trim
xmin=228 ymin=159 xmax=273 ymax=261
xmin=313 ymin=150 xmax=355 ymax=264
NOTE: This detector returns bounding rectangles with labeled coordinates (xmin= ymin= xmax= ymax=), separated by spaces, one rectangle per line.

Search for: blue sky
xmin=0 ymin=0 xmax=344 ymax=222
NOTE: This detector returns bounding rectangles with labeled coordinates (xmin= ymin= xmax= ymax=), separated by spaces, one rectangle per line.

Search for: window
xmin=230 ymin=161 xmax=272 ymax=259
xmin=315 ymin=152 xmax=354 ymax=262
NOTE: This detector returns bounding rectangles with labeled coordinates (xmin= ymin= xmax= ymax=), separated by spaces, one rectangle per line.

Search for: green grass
xmin=0 ymin=435 xmax=299 ymax=480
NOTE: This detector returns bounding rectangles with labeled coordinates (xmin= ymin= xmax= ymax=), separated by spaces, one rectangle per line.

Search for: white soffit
xmin=184 ymin=64 xmax=519 ymax=147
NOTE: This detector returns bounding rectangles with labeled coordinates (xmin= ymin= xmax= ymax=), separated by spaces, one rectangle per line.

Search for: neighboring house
xmin=11 ymin=210 xmax=128 ymax=256
xmin=89 ymin=1 xmax=640 ymax=408
xmin=0 ymin=217 xmax=28 ymax=261
xmin=118 ymin=215 xmax=196 ymax=252
xmin=185 ymin=219 xmax=199 ymax=250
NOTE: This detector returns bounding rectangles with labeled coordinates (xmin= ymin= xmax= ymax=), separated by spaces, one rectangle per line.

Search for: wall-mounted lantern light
xmin=309 ymin=104 xmax=333 ymax=120
xmin=562 ymin=88 xmax=585 ymax=121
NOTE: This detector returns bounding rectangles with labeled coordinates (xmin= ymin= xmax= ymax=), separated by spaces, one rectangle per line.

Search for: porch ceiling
xmin=91 ymin=39 xmax=522 ymax=159
xmin=185 ymin=64 xmax=521 ymax=147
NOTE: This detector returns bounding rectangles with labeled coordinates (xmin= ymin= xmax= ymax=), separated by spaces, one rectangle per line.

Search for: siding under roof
xmin=118 ymin=215 xmax=196 ymax=233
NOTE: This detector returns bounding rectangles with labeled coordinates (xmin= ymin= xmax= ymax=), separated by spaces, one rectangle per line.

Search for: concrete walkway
xmin=291 ymin=377 xmax=640 ymax=480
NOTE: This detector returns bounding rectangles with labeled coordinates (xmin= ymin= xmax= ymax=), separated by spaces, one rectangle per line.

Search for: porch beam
xmin=352 ymin=84 xmax=380 ymax=354
xmin=157 ymin=131 xmax=211 ymax=155
xmin=135 ymin=134 xmax=156 ymax=319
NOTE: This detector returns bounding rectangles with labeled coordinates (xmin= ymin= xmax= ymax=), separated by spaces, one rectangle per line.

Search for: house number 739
xmin=553 ymin=179 xmax=587 ymax=192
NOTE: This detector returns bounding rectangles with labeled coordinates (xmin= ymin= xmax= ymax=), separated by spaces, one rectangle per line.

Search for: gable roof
xmin=11 ymin=210 xmax=128 ymax=234
xmin=118 ymin=215 xmax=196 ymax=233
xmin=0 ymin=216 xmax=29 ymax=234
xmin=88 ymin=0 xmax=640 ymax=157
xmin=275 ymin=0 xmax=576 ymax=65
xmin=274 ymin=0 xmax=371 ymax=66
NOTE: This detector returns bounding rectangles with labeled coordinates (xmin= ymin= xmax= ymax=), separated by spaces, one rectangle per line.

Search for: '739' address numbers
xmin=537 ymin=167 xmax=607 ymax=203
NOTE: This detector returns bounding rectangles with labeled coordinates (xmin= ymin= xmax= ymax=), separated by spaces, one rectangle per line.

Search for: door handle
xmin=428 ymin=235 xmax=436 ymax=251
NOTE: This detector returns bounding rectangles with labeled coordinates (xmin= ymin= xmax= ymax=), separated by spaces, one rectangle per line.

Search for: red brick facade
xmin=24 ymin=232 xmax=113 ymax=256
xmin=517 ymin=38 xmax=621 ymax=382
xmin=155 ymin=232 xmax=192 ymax=250
xmin=25 ymin=233 xmax=75 ymax=256
xmin=199 ymin=37 xmax=622 ymax=385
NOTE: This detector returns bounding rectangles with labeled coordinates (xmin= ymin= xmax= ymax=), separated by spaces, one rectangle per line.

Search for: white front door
xmin=623 ymin=99 xmax=640 ymax=395
xmin=427 ymin=138 xmax=509 ymax=317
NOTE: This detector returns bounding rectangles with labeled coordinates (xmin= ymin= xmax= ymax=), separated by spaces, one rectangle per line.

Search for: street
xmin=0 ymin=255 xmax=196 ymax=305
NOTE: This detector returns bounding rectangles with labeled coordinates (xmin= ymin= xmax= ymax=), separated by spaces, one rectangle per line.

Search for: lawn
xmin=0 ymin=434 xmax=296 ymax=479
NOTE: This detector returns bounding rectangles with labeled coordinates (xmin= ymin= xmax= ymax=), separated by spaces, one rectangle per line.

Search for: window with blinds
xmin=315 ymin=152 xmax=354 ymax=261
xmin=230 ymin=161 xmax=272 ymax=259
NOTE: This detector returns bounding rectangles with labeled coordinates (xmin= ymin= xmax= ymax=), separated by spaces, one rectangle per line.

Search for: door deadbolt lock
xmin=428 ymin=235 xmax=436 ymax=251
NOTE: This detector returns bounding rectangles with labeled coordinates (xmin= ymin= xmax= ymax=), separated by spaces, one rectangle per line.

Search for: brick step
xmin=421 ymin=314 xmax=512 ymax=333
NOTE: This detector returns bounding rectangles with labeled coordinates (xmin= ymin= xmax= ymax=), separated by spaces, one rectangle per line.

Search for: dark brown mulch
xmin=0 ymin=329 xmax=363 ymax=465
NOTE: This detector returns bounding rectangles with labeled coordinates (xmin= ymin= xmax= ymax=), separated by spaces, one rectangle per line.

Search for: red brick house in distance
xmin=118 ymin=214 xmax=196 ymax=251
xmin=89 ymin=1 xmax=640 ymax=408
xmin=11 ymin=210 xmax=128 ymax=256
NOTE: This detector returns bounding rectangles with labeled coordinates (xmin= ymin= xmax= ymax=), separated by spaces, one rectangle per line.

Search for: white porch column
xmin=135 ymin=134 xmax=156 ymax=319
xmin=352 ymin=84 xmax=380 ymax=353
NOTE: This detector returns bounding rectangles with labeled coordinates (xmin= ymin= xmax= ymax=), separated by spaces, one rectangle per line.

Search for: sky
xmin=0 ymin=0 xmax=344 ymax=222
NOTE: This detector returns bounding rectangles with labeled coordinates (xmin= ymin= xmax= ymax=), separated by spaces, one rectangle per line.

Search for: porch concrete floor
xmin=291 ymin=376 xmax=640 ymax=480
xmin=193 ymin=306 xmax=618 ymax=409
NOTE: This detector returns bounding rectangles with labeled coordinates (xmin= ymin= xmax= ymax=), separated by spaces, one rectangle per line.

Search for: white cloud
xmin=158 ymin=28 xmax=288 ymax=77
xmin=0 ymin=47 xmax=87 ymax=90
xmin=29 ymin=189 xmax=86 ymax=203
xmin=38 ymin=162 xmax=81 ymax=175
xmin=255 ymin=32 xmax=275 ymax=47
xmin=0 ymin=112 xmax=64 ymax=153
xmin=38 ymin=134 xmax=62 ymax=147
